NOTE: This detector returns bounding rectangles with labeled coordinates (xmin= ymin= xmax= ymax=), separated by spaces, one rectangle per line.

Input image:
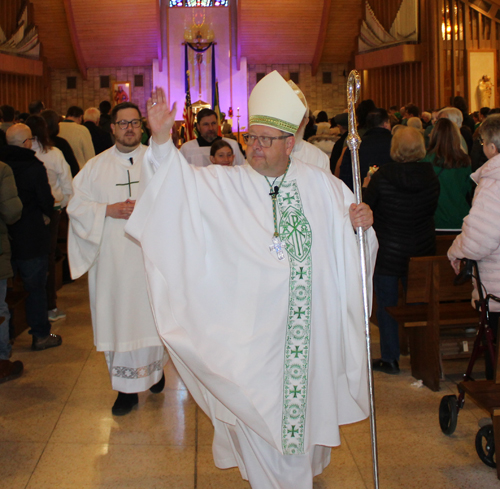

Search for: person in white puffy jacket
xmin=448 ymin=114 xmax=500 ymax=377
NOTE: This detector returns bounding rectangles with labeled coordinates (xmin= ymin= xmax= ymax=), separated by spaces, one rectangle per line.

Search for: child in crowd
xmin=209 ymin=139 xmax=234 ymax=166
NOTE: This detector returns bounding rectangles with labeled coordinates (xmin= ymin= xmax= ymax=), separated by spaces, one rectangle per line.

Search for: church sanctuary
xmin=2 ymin=0 xmax=500 ymax=487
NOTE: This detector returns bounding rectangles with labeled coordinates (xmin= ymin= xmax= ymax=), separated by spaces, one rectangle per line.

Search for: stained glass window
xmin=169 ymin=0 xmax=229 ymax=6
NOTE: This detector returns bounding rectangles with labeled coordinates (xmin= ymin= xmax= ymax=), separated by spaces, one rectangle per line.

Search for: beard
xmin=116 ymin=131 xmax=142 ymax=148
xmin=202 ymin=131 xmax=218 ymax=143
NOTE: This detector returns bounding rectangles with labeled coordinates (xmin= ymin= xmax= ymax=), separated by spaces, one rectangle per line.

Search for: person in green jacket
xmin=421 ymin=118 xmax=473 ymax=233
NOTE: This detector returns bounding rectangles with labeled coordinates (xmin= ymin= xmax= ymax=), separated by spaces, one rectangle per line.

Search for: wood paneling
xmin=70 ymin=0 xmax=158 ymax=68
xmin=311 ymin=0 xmax=332 ymax=75
xmin=28 ymin=0 xmax=158 ymax=70
xmin=0 ymin=53 xmax=44 ymax=76
xmin=239 ymin=0 xmax=325 ymax=64
xmin=320 ymin=0 xmax=364 ymax=64
xmin=356 ymin=0 xmax=439 ymax=111
xmin=0 ymin=72 xmax=48 ymax=112
xmin=30 ymin=0 xmax=77 ymax=69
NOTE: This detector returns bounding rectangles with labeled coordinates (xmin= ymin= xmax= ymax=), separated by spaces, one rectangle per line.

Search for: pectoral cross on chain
xmin=116 ymin=170 xmax=139 ymax=198
xmin=268 ymin=185 xmax=287 ymax=260
xmin=269 ymin=234 xmax=287 ymax=260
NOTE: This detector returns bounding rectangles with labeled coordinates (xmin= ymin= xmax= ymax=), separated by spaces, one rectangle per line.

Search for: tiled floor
xmin=1 ymin=276 xmax=499 ymax=488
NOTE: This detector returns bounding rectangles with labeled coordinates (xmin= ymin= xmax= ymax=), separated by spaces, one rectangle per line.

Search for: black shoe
xmin=31 ymin=334 xmax=62 ymax=351
xmin=149 ymin=372 xmax=165 ymax=394
xmin=372 ymin=358 xmax=400 ymax=375
xmin=112 ymin=392 xmax=138 ymax=416
xmin=0 ymin=360 xmax=23 ymax=384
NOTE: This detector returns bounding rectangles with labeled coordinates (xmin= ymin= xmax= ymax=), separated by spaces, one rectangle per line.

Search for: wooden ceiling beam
xmin=312 ymin=0 xmax=332 ymax=76
xmin=311 ymin=0 xmax=332 ymax=76
xmin=62 ymin=0 xmax=87 ymax=79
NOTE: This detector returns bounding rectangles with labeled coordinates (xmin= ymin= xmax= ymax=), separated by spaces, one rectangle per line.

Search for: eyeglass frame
xmin=23 ymin=137 xmax=35 ymax=144
xmin=114 ymin=119 xmax=142 ymax=130
xmin=243 ymin=133 xmax=293 ymax=148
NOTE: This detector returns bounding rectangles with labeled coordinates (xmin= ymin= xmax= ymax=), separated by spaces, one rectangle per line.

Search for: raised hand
xmin=147 ymin=87 xmax=177 ymax=145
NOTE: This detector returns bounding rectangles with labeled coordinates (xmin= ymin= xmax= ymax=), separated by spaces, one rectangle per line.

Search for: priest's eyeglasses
xmin=115 ymin=119 xmax=142 ymax=130
xmin=243 ymin=134 xmax=292 ymax=148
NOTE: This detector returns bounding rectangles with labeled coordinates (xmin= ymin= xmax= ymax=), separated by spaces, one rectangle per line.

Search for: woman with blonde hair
xmin=363 ymin=127 xmax=439 ymax=374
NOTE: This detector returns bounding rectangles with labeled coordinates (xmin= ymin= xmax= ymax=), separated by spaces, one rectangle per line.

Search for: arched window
xmin=169 ymin=0 xmax=229 ymax=6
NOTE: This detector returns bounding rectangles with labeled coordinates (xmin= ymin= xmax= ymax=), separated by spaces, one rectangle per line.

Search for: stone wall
xmin=247 ymin=63 xmax=349 ymax=118
xmin=49 ymin=66 xmax=152 ymax=116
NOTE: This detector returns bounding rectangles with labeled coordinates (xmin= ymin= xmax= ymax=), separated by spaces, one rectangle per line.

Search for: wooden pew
xmin=387 ymin=255 xmax=478 ymax=391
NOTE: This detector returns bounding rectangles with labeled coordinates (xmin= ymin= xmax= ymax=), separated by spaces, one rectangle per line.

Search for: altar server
xmin=67 ymin=102 xmax=168 ymax=416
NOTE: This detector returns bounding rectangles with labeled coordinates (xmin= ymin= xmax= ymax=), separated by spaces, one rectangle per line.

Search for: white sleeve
xmin=57 ymin=149 xmax=74 ymax=208
xmin=66 ymin=165 xmax=107 ymax=278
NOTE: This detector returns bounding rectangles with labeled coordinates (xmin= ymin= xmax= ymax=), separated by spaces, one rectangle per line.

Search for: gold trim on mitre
xmin=248 ymin=115 xmax=299 ymax=134
xmin=248 ymin=71 xmax=306 ymax=135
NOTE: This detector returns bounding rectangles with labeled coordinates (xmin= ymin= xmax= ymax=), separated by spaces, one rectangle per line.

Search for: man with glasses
xmin=0 ymin=124 xmax=60 ymax=351
xmin=180 ymin=108 xmax=244 ymax=167
xmin=67 ymin=102 xmax=168 ymax=416
xmin=127 ymin=72 xmax=377 ymax=488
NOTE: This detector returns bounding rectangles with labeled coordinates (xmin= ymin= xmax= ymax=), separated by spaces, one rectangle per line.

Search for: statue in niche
xmin=478 ymin=75 xmax=493 ymax=108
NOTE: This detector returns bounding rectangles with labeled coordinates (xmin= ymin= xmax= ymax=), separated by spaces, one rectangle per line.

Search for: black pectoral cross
xmin=116 ymin=170 xmax=139 ymax=198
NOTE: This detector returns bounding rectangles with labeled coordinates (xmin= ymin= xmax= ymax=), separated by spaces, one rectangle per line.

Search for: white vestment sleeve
xmin=56 ymin=150 xmax=74 ymax=208
xmin=67 ymin=169 xmax=107 ymax=279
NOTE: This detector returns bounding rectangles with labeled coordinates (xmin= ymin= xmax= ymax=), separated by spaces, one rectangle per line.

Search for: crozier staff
xmin=127 ymin=74 xmax=378 ymax=489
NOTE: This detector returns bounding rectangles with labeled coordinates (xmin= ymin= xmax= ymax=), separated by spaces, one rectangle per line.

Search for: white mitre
xmin=248 ymin=71 xmax=306 ymax=135
xmin=287 ymin=79 xmax=308 ymax=115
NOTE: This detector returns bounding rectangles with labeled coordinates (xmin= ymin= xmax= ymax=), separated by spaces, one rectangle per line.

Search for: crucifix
xmin=269 ymin=234 xmax=287 ymax=261
xmin=116 ymin=170 xmax=139 ymax=198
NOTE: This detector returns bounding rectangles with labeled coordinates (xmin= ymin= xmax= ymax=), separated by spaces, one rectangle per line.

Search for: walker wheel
xmin=439 ymin=395 xmax=458 ymax=435
xmin=475 ymin=425 xmax=496 ymax=468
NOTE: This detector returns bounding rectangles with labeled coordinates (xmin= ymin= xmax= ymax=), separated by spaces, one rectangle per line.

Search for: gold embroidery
xmin=249 ymin=115 xmax=298 ymax=134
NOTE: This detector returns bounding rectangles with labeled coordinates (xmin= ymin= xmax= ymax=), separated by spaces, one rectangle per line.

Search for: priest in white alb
xmin=67 ymin=102 xmax=168 ymax=416
xmin=180 ymin=108 xmax=245 ymax=167
xmin=127 ymin=73 xmax=377 ymax=488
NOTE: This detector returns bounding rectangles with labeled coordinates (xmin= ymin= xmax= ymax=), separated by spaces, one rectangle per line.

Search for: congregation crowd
xmin=0 ymin=73 xmax=499 ymax=486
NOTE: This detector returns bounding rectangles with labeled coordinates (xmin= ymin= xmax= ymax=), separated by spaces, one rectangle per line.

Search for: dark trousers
xmin=374 ymin=273 xmax=407 ymax=363
xmin=46 ymin=209 xmax=61 ymax=311
xmin=12 ymin=255 xmax=51 ymax=338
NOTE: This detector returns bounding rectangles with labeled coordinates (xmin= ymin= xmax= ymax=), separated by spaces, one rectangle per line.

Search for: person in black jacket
xmin=0 ymin=124 xmax=62 ymax=351
xmin=339 ymin=109 xmax=393 ymax=191
xmin=83 ymin=107 xmax=113 ymax=155
xmin=363 ymin=126 xmax=439 ymax=374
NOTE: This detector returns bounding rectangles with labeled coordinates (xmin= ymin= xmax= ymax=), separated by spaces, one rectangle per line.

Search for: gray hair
xmin=479 ymin=114 xmax=500 ymax=151
xmin=438 ymin=107 xmax=463 ymax=128
xmin=84 ymin=107 xmax=100 ymax=124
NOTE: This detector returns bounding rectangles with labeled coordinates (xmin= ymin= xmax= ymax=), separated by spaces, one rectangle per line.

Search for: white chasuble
xmin=67 ymin=145 xmax=165 ymax=355
xmin=127 ymin=140 xmax=377 ymax=464
xmin=180 ymin=137 xmax=245 ymax=167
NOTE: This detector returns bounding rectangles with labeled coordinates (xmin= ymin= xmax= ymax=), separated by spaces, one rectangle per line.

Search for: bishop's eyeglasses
xmin=115 ymin=119 xmax=142 ymax=130
xmin=243 ymin=133 xmax=292 ymax=148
